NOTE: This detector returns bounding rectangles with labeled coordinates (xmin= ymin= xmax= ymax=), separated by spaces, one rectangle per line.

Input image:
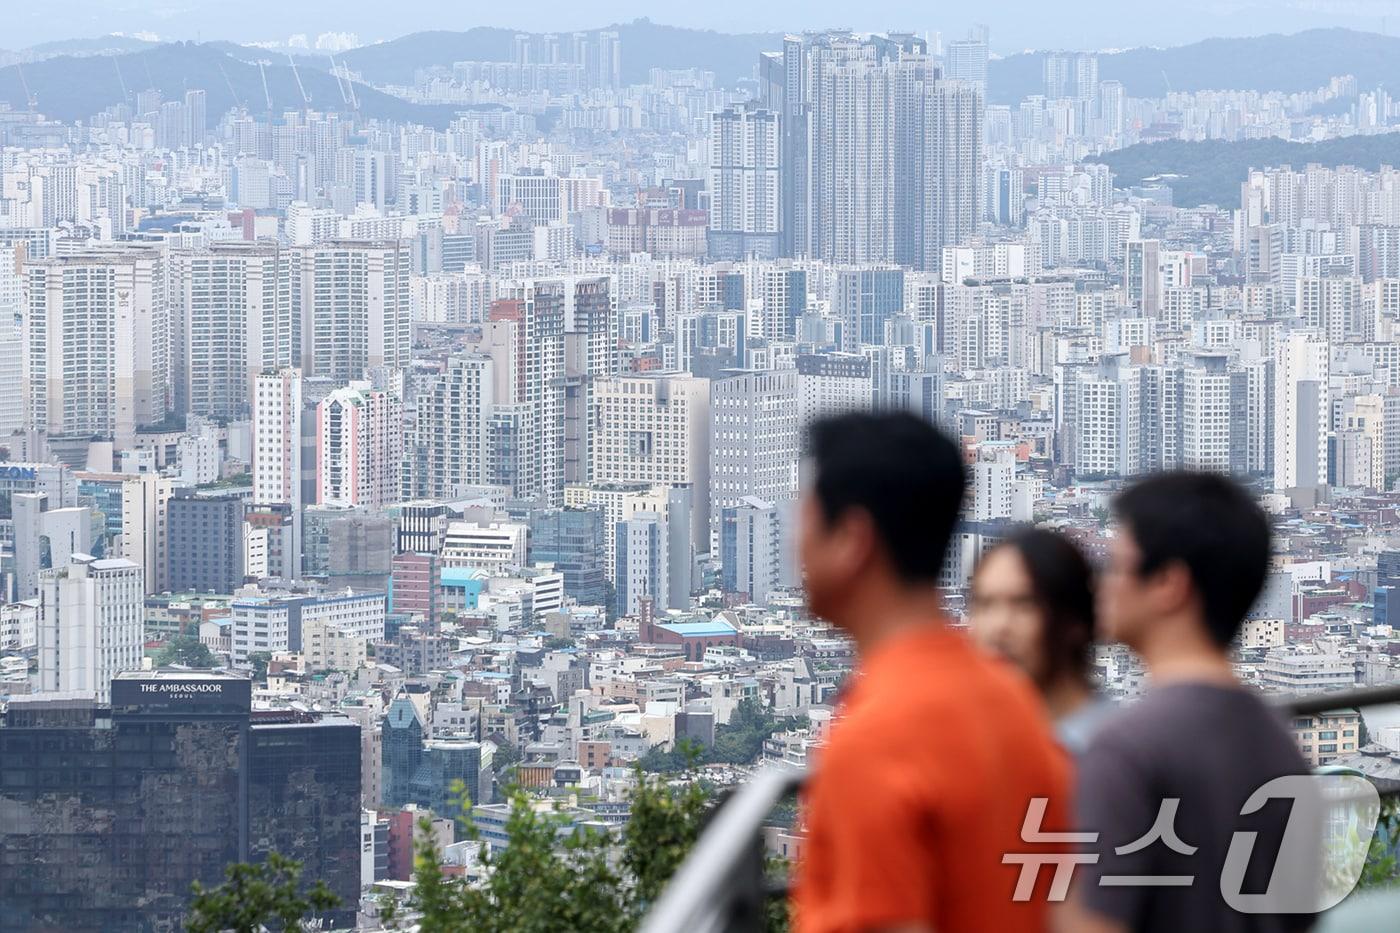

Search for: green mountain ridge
xmin=1089 ymin=133 xmax=1400 ymax=207
xmin=0 ymin=42 xmax=481 ymax=128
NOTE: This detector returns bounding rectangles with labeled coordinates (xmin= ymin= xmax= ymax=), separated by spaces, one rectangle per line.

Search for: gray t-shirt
xmin=1076 ymin=683 xmax=1317 ymax=933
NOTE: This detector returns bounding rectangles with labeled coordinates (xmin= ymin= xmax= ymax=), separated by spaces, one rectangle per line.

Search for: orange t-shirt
xmin=792 ymin=624 xmax=1072 ymax=933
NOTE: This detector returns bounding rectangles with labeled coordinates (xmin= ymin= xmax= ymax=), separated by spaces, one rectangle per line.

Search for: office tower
xmin=410 ymin=353 xmax=495 ymax=501
xmin=592 ymin=373 xmax=712 ymax=551
xmin=22 ymin=246 xmax=169 ymax=447
xmin=563 ymin=481 xmax=672 ymax=584
xmin=1274 ymin=332 xmax=1330 ymax=494
xmin=74 ymin=470 xmax=172 ymax=593
xmin=709 ymin=102 xmax=782 ymax=260
xmin=834 ymin=266 xmax=905 ymax=351
xmin=526 ymin=506 xmax=608 ymax=608
xmin=709 ymin=370 xmax=799 ymax=534
xmin=615 ymin=512 xmax=669 ymax=617
xmin=171 ymin=241 xmax=294 ymax=421
xmin=291 ymin=240 xmax=411 ymax=385
xmin=37 ymin=554 xmax=143 ymax=703
xmin=796 ymin=352 xmax=874 ymax=430
xmin=167 ymin=490 xmax=246 ymax=594
xmin=382 ymin=690 xmax=494 ymax=812
xmin=0 ymin=673 xmax=360 ymax=931
xmin=316 ymin=382 xmax=403 ymax=510
xmin=719 ymin=497 xmax=794 ymax=604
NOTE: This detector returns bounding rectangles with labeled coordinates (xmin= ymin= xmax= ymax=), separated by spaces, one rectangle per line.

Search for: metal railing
xmin=640 ymin=684 xmax=1400 ymax=933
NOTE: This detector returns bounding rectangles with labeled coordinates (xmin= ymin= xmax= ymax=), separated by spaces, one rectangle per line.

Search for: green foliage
xmin=641 ymin=698 xmax=798 ymax=773
xmin=153 ymin=634 xmax=217 ymax=669
xmin=1357 ymin=797 xmax=1400 ymax=890
xmin=377 ymin=768 xmax=715 ymax=932
xmin=544 ymin=635 xmax=575 ymax=650
xmin=185 ymin=851 xmax=340 ymax=933
xmin=247 ymin=651 xmax=272 ymax=682
xmin=191 ymin=766 xmax=792 ymax=933
xmin=1091 ymin=133 xmax=1400 ymax=208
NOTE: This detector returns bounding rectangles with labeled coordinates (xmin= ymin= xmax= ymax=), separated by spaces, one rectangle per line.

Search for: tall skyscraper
xmin=762 ymin=32 xmax=982 ymax=270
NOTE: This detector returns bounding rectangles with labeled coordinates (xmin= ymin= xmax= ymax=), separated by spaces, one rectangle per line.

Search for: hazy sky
xmin=9 ymin=0 xmax=1400 ymax=53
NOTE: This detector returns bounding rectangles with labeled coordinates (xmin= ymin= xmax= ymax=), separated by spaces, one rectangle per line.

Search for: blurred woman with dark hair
xmin=968 ymin=527 xmax=1111 ymax=754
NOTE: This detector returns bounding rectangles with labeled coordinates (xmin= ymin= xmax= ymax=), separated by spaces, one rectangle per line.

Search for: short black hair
xmin=806 ymin=411 xmax=965 ymax=586
xmin=1113 ymin=471 xmax=1271 ymax=647
xmin=995 ymin=528 xmax=1097 ymax=683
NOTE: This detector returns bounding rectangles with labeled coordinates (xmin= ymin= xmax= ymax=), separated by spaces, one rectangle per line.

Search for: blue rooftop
xmin=655 ymin=620 xmax=737 ymax=638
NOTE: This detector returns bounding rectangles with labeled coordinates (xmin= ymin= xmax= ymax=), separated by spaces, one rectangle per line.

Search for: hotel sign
xmin=111 ymin=677 xmax=252 ymax=715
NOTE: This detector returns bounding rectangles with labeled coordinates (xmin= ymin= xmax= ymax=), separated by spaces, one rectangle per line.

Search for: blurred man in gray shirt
xmin=1064 ymin=472 xmax=1317 ymax=933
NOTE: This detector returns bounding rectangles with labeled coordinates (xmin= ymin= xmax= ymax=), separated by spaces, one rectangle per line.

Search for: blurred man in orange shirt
xmin=793 ymin=412 xmax=1072 ymax=933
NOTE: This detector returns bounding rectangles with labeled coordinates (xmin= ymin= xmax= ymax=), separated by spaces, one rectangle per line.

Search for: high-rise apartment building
xmin=1274 ymin=332 xmax=1330 ymax=493
xmin=291 ymin=240 xmax=411 ymax=385
xmin=22 ymin=246 xmax=169 ymax=447
xmin=709 ymin=102 xmax=782 ymax=260
xmin=171 ymin=241 xmax=294 ymax=421
xmin=316 ymin=381 xmax=403 ymax=510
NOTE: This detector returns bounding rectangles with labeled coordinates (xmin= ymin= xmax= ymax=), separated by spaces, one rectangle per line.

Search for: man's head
xmin=1099 ymin=471 xmax=1270 ymax=654
xmin=799 ymin=412 xmax=965 ymax=632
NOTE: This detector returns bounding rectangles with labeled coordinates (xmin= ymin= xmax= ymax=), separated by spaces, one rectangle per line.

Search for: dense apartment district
xmin=2 ymin=22 xmax=1400 ymax=931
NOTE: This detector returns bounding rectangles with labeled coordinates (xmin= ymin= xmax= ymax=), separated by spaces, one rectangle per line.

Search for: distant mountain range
xmin=987 ymin=29 xmax=1400 ymax=104
xmin=1090 ymin=133 xmax=1400 ymax=207
xmin=335 ymin=20 xmax=781 ymax=88
xmin=5 ymin=25 xmax=1400 ymax=126
xmin=0 ymin=42 xmax=478 ymax=128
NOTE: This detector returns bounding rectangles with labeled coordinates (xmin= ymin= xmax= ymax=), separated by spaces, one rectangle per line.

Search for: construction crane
xmin=14 ymin=60 xmax=37 ymax=112
xmin=111 ymin=55 xmax=131 ymax=103
xmin=255 ymin=60 xmax=273 ymax=111
xmin=328 ymin=53 xmax=358 ymax=112
xmin=216 ymin=60 xmax=243 ymax=110
xmin=287 ymin=53 xmax=312 ymax=105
